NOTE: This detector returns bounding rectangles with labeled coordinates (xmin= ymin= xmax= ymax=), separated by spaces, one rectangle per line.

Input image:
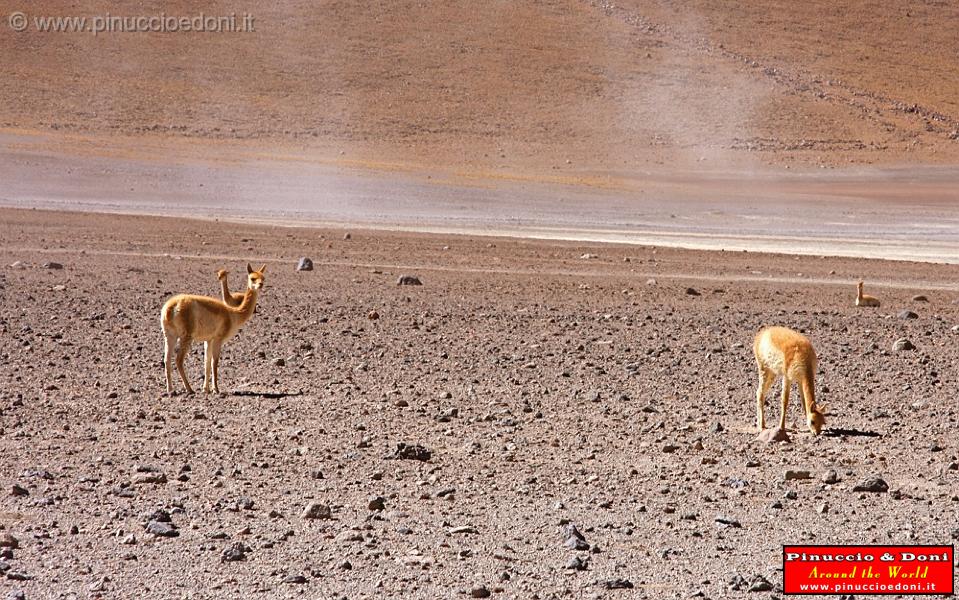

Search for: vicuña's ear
xmin=259 ymin=264 xmax=267 ymax=273
xmin=247 ymin=263 xmax=254 ymax=274
xmin=818 ymin=403 xmax=828 ymax=414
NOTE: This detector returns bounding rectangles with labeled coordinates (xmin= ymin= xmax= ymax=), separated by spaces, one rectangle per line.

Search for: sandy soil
xmin=1 ymin=208 xmax=957 ymax=598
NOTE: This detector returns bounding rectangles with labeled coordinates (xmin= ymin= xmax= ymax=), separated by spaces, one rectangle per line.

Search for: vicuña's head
xmin=857 ymin=280 xmax=864 ymax=289
xmin=807 ymin=402 xmax=827 ymax=435
xmin=246 ymin=263 xmax=267 ymax=291
xmin=217 ymin=269 xmax=229 ymax=281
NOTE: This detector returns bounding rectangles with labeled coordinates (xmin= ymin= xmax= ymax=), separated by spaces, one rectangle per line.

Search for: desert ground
xmin=2 ymin=0 xmax=959 ymax=597
xmin=1 ymin=208 xmax=957 ymax=599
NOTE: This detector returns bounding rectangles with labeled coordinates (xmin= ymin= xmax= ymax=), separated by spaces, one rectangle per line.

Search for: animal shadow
xmin=823 ymin=427 xmax=881 ymax=438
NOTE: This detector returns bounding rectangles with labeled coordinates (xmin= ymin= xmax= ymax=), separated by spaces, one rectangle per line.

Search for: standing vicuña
xmin=161 ymin=264 xmax=266 ymax=395
xmin=855 ymin=281 xmax=880 ymax=307
xmin=216 ymin=269 xmax=245 ymax=307
xmin=753 ymin=326 xmax=826 ymax=435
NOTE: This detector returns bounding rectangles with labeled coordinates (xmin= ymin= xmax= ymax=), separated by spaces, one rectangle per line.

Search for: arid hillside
xmin=2 ymin=0 xmax=958 ymax=173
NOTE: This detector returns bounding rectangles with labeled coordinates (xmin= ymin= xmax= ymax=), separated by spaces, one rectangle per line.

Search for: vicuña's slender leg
xmin=210 ymin=341 xmax=222 ymax=394
xmin=163 ymin=331 xmax=177 ymax=394
xmin=202 ymin=341 xmax=212 ymax=393
xmin=755 ymin=368 xmax=774 ymax=431
xmin=176 ymin=335 xmax=195 ymax=394
xmin=797 ymin=379 xmax=810 ymax=422
xmin=778 ymin=376 xmax=791 ymax=430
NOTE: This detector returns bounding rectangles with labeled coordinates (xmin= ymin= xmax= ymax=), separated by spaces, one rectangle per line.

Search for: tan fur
xmin=753 ymin=326 xmax=827 ymax=435
xmin=216 ymin=269 xmax=245 ymax=308
xmin=161 ymin=264 xmax=266 ymax=394
xmin=855 ymin=281 xmax=881 ymax=307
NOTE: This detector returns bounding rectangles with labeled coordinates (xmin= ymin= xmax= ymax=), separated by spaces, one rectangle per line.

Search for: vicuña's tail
xmin=160 ymin=301 xmax=177 ymax=331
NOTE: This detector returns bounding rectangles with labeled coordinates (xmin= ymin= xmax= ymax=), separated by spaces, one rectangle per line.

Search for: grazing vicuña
xmin=161 ymin=264 xmax=266 ymax=395
xmin=753 ymin=326 xmax=827 ymax=435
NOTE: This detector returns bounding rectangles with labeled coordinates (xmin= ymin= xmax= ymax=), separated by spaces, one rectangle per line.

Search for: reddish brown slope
xmin=1 ymin=0 xmax=957 ymax=174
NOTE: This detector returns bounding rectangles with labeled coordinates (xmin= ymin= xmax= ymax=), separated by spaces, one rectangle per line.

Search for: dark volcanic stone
xmin=145 ymin=521 xmax=179 ymax=537
xmin=602 ymin=578 xmax=634 ymax=589
xmin=387 ymin=443 xmax=432 ymax=461
xmin=396 ymin=274 xmax=423 ymax=286
xmin=748 ymin=575 xmax=774 ymax=592
xmin=221 ymin=542 xmax=250 ymax=562
xmin=302 ymin=502 xmax=332 ymax=520
xmin=853 ymin=477 xmax=889 ymax=493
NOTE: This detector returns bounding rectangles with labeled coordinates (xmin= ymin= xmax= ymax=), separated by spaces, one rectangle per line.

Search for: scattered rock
xmin=897 ymin=310 xmax=918 ymax=320
xmin=852 ymin=477 xmax=889 ymax=493
xmin=368 ymin=496 xmax=386 ymax=511
xmin=912 ymin=295 xmax=928 ymax=302
xmin=42 ymin=262 xmax=63 ymax=270
xmin=756 ymin=427 xmax=790 ymax=443
xmin=728 ymin=573 xmax=749 ymax=591
xmin=144 ymin=521 xmax=179 ymax=537
xmin=565 ymin=556 xmax=588 ymax=570
xmin=132 ymin=472 xmax=167 ymax=485
xmin=302 ymin=502 xmax=332 ymax=520
xmin=471 ymin=586 xmax=492 ymax=598
xmin=386 ymin=443 xmax=432 ymax=461
xmin=367 ymin=310 xmax=379 ymax=320
xmin=0 ymin=535 xmax=18 ymax=549
xmin=142 ymin=509 xmax=171 ymax=523
xmin=601 ymin=578 xmax=634 ymax=589
xmin=714 ymin=515 xmax=742 ymax=528
xmin=283 ymin=574 xmax=307 ymax=584
xmin=449 ymin=525 xmax=478 ymax=535
xmin=562 ymin=524 xmax=590 ymax=550
xmin=822 ymin=469 xmax=839 ymax=484
xmin=6 ymin=591 xmax=25 ymax=600
xmin=892 ymin=338 xmax=915 ymax=352
xmin=10 ymin=485 xmax=28 ymax=497
xmin=685 ymin=287 xmax=701 ymax=296
xmin=296 ymin=257 xmax=314 ymax=271
xmin=748 ymin=575 xmax=774 ymax=592
xmin=221 ymin=542 xmax=250 ymax=562
xmin=396 ymin=274 xmax=422 ymax=286
xmin=783 ymin=470 xmax=811 ymax=481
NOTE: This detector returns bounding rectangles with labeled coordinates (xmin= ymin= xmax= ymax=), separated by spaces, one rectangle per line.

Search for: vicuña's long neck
xmin=233 ymin=288 xmax=259 ymax=322
xmin=800 ymin=370 xmax=816 ymax=409
xmin=856 ymin=286 xmax=863 ymax=300
xmin=220 ymin=278 xmax=232 ymax=301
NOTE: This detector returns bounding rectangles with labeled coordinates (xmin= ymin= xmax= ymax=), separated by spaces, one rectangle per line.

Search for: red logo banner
xmin=783 ymin=545 xmax=954 ymax=595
